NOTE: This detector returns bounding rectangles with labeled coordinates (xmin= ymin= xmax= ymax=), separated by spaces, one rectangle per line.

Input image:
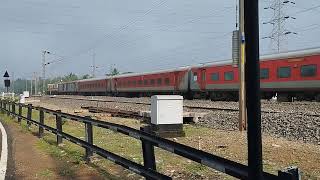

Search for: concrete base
xmin=139 ymin=111 xmax=206 ymax=123
xmin=144 ymin=124 xmax=185 ymax=138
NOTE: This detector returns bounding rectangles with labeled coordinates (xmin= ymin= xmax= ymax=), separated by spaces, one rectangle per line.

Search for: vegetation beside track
xmin=1 ymin=109 xmax=320 ymax=179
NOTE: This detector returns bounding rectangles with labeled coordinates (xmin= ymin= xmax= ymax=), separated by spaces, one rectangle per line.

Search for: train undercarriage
xmin=49 ymin=90 xmax=320 ymax=102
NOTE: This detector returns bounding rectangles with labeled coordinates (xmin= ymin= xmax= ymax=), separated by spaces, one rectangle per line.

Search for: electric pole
xmin=31 ymin=76 xmax=33 ymax=95
xmin=12 ymin=72 xmax=14 ymax=93
xmin=92 ymin=52 xmax=96 ymax=78
xmin=90 ymin=51 xmax=99 ymax=78
xmin=239 ymin=0 xmax=247 ymax=131
xmin=34 ymin=72 xmax=38 ymax=95
xmin=42 ymin=50 xmax=50 ymax=95
xmin=25 ymin=78 xmax=28 ymax=91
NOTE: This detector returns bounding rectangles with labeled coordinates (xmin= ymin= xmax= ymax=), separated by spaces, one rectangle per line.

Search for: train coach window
xmin=301 ymin=65 xmax=317 ymax=77
xmin=144 ymin=80 xmax=148 ymax=85
xmin=210 ymin=73 xmax=219 ymax=81
xmin=157 ymin=78 xmax=162 ymax=85
xmin=138 ymin=80 xmax=142 ymax=85
xmin=224 ymin=71 xmax=234 ymax=81
xmin=150 ymin=79 xmax=155 ymax=85
xmin=133 ymin=81 xmax=136 ymax=86
xmin=260 ymin=68 xmax=269 ymax=79
xmin=278 ymin=67 xmax=291 ymax=78
xmin=193 ymin=72 xmax=198 ymax=81
xmin=165 ymin=78 xmax=170 ymax=85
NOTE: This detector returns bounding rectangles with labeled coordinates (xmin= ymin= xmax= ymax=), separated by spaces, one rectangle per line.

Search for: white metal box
xmin=151 ymin=95 xmax=183 ymax=125
xmin=23 ymin=91 xmax=30 ymax=98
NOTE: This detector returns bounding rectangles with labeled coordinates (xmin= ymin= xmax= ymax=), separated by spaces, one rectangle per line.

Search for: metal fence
xmin=0 ymin=100 xmax=299 ymax=180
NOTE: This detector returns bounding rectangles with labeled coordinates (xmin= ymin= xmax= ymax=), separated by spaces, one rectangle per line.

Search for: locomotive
xmin=48 ymin=47 xmax=320 ymax=102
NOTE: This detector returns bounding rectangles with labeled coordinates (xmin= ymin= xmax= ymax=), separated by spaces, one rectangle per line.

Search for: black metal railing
xmin=0 ymin=100 xmax=299 ymax=180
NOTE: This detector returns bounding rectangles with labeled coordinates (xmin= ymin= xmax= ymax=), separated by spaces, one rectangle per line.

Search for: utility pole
xmin=25 ymin=78 xmax=28 ymax=91
xmin=42 ymin=50 xmax=50 ymax=95
xmin=244 ymin=0 xmax=263 ymax=178
xmin=34 ymin=72 xmax=38 ymax=95
xmin=31 ymin=74 xmax=33 ymax=96
xmin=239 ymin=0 xmax=247 ymax=131
xmin=92 ymin=52 xmax=96 ymax=78
xmin=12 ymin=72 xmax=14 ymax=93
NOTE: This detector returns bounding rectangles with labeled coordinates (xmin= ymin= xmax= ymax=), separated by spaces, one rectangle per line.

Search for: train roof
xmin=261 ymin=46 xmax=320 ymax=60
xmin=191 ymin=46 xmax=320 ymax=68
xmin=76 ymin=77 xmax=106 ymax=82
xmin=55 ymin=46 xmax=320 ymax=84
xmin=109 ymin=66 xmax=191 ymax=79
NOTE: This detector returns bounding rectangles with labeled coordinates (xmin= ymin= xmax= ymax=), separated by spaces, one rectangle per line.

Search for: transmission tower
xmin=90 ymin=51 xmax=98 ymax=78
xmin=263 ymin=0 xmax=297 ymax=53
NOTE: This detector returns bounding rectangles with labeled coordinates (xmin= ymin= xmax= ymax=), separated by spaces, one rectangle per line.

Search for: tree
xmin=82 ymin=74 xmax=91 ymax=79
xmin=64 ymin=73 xmax=78 ymax=81
xmin=111 ymin=68 xmax=120 ymax=75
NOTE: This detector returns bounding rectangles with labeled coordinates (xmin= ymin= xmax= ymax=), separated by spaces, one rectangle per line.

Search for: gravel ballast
xmin=34 ymin=96 xmax=320 ymax=144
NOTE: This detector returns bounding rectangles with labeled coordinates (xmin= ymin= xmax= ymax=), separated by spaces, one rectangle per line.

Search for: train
xmin=48 ymin=47 xmax=320 ymax=102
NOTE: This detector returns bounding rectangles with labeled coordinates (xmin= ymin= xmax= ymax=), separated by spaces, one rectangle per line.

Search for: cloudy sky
xmin=1 ymin=0 xmax=320 ymax=79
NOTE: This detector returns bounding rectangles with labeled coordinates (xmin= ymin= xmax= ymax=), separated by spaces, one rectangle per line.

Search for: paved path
xmin=0 ymin=120 xmax=8 ymax=180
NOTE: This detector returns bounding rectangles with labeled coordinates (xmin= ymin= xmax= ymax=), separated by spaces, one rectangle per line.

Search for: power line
xmin=263 ymin=0 xmax=297 ymax=52
xmin=290 ymin=4 xmax=320 ymax=15
xmin=115 ymin=32 xmax=232 ymax=68
xmin=63 ymin=0 xmax=168 ymax=62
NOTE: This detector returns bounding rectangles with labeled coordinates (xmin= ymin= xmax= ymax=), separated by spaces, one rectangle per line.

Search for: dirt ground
xmin=1 ymin=116 xmax=105 ymax=180
xmin=27 ymin=99 xmax=320 ymax=179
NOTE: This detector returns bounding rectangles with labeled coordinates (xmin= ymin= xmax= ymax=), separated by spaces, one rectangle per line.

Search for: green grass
xmin=38 ymin=169 xmax=54 ymax=179
xmin=3 ymin=104 xmax=317 ymax=179
xmin=0 ymin=109 xmax=236 ymax=179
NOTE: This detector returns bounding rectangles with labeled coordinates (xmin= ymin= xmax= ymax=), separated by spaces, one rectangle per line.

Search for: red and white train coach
xmin=52 ymin=47 xmax=320 ymax=102
xmin=77 ymin=78 xmax=108 ymax=95
xmin=190 ymin=47 xmax=320 ymax=101
xmin=112 ymin=66 xmax=190 ymax=97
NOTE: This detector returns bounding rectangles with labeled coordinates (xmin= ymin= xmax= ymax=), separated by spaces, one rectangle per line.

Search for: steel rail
xmin=0 ymin=101 xmax=297 ymax=179
xmin=49 ymin=96 xmax=320 ymax=117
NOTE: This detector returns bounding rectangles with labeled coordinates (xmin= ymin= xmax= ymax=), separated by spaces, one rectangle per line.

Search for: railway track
xmin=47 ymin=96 xmax=320 ymax=117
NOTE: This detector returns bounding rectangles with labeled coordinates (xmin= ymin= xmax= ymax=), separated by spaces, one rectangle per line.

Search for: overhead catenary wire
xmin=62 ymin=0 xmax=168 ymax=61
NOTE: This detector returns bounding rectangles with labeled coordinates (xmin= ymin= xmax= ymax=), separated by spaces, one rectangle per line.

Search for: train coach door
xmin=174 ymin=72 xmax=180 ymax=92
xmin=200 ymin=68 xmax=206 ymax=91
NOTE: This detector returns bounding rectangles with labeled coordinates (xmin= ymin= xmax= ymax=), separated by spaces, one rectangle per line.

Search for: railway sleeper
xmin=277 ymin=93 xmax=293 ymax=102
xmin=315 ymin=94 xmax=320 ymax=102
xmin=209 ymin=91 xmax=238 ymax=101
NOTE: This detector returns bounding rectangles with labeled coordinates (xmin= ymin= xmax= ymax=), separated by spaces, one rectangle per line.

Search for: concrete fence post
xmin=18 ymin=104 xmax=22 ymax=123
xmin=12 ymin=103 xmax=16 ymax=117
xmin=140 ymin=127 xmax=156 ymax=179
xmin=7 ymin=101 xmax=10 ymax=116
xmin=84 ymin=116 xmax=93 ymax=163
xmin=39 ymin=108 xmax=45 ymax=138
xmin=55 ymin=110 xmax=63 ymax=145
xmin=27 ymin=104 xmax=32 ymax=129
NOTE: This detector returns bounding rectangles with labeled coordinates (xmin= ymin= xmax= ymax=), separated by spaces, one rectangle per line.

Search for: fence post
xmin=84 ymin=116 xmax=93 ymax=163
xmin=7 ymin=101 xmax=10 ymax=116
xmin=39 ymin=108 xmax=45 ymax=138
xmin=0 ymin=101 xmax=3 ymax=113
xmin=27 ymin=104 xmax=32 ymax=129
xmin=278 ymin=167 xmax=301 ymax=180
xmin=12 ymin=103 xmax=16 ymax=117
xmin=56 ymin=110 xmax=63 ymax=145
xmin=18 ymin=104 xmax=22 ymax=123
xmin=140 ymin=127 xmax=156 ymax=176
